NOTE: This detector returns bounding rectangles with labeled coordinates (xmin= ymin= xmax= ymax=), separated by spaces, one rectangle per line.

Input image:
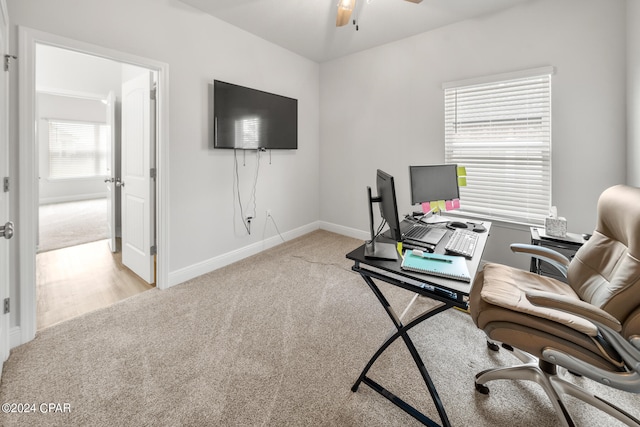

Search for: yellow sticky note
xmin=457 ymin=166 xmax=467 ymax=177
xmin=438 ymin=200 xmax=446 ymax=211
xmin=397 ymin=241 xmax=403 ymax=256
xmin=458 ymin=176 xmax=467 ymax=187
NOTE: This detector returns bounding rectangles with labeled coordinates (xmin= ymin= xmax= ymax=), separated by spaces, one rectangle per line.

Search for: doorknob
xmin=115 ymin=179 xmax=125 ymax=188
xmin=0 ymin=221 xmax=14 ymax=240
xmin=104 ymin=177 xmax=115 ymax=183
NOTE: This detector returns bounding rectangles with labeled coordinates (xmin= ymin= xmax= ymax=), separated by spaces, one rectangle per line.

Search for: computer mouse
xmin=447 ymin=221 xmax=468 ymax=229
xmin=582 ymin=233 xmax=592 ymax=241
xmin=472 ymin=223 xmax=487 ymax=233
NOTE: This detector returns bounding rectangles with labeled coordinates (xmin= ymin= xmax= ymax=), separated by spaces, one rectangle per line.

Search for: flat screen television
xmin=213 ymin=80 xmax=298 ymax=150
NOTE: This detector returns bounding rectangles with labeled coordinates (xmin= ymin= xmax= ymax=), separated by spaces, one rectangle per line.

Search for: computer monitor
xmin=409 ymin=164 xmax=460 ymax=206
xmin=364 ymin=169 xmax=401 ymax=260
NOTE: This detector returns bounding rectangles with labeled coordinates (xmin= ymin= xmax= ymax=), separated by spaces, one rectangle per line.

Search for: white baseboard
xmin=10 ymin=326 xmax=21 ymax=349
xmin=319 ymin=221 xmax=368 ymax=241
xmin=168 ymin=221 xmax=321 ymax=287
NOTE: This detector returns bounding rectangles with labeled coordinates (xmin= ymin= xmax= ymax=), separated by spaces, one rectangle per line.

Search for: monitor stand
xmin=364 ymin=239 xmax=398 ymax=260
xmin=364 ymin=186 xmax=398 ymax=261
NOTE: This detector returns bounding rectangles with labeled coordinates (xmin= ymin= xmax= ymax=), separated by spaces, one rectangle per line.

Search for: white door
xmin=121 ymin=72 xmax=155 ymax=284
xmin=105 ymin=91 xmax=117 ymax=252
xmin=0 ymin=8 xmax=12 ymax=376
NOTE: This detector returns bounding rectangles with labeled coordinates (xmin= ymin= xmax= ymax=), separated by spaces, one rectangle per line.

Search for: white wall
xmin=8 ymin=0 xmax=320 ymax=269
xmin=628 ymin=0 xmax=640 ymax=187
xmin=7 ymin=0 xmax=319 ymax=332
xmin=36 ymin=43 xmax=122 ymax=97
xmin=320 ymin=0 xmax=628 ymax=268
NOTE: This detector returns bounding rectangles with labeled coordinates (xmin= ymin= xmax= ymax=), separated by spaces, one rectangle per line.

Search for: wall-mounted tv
xmin=213 ymin=80 xmax=298 ymax=150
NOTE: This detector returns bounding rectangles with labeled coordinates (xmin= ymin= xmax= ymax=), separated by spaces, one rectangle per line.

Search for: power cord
xmin=366 ymin=218 xmax=387 ymax=245
xmin=266 ymin=211 xmax=285 ymax=243
xmin=291 ymin=255 xmax=353 ymax=273
xmin=233 ymin=149 xmax=261 ymax=235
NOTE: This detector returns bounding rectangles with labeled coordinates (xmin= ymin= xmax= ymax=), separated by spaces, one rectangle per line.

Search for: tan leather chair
xmin=470 ymin=184 xmax=640 ymax=427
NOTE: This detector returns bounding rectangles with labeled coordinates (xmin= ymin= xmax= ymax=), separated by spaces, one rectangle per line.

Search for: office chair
xmin=469 ymin=184 xmax=640 ymax=427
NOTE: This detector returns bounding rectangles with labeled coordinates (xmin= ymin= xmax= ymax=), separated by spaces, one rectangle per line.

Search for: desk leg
xmin=352 ymin=274 xmax=453 ymax=427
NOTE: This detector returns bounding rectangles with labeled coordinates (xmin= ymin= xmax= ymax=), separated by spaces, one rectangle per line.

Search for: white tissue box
xmin=545 ymin=217 xmax=567 ymax=237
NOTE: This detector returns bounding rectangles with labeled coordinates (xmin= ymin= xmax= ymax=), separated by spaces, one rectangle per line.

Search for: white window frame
xmin=47 ymin=119 xmax=108 ymax=180
xmin=443 ymin=66 xmax=554 ymax=225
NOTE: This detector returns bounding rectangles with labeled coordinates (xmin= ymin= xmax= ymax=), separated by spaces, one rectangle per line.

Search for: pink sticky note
xmin=452 ymin=198 xmax=461 ymax=209
xmin=445 ymin=200 xmax=454 ymax=211
xmin=421 ymin=202 xmax=431 ymax=213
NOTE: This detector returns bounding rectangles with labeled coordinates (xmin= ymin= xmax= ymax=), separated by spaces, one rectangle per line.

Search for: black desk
xmin=346 ymin=219 xmax=491 ymax=427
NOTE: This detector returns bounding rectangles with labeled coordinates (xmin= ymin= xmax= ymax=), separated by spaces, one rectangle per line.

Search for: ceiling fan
xmin=336 ymin=0 xmax=423 ymax=27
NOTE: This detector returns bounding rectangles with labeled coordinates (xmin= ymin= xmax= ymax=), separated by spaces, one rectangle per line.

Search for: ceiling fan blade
xmin=404 ymin=0 xmax=423 ymax=3
xmin=336 ymin=0 xmax=356 ymax=27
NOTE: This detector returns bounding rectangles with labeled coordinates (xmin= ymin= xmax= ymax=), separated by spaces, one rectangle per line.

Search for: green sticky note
xmin=457 ymin=166 xmax=467 ymax=177
xmin=438 ymin=200 xmax=446 ymax=211
xmin=458 ymin=176 xmax=467 ymax=187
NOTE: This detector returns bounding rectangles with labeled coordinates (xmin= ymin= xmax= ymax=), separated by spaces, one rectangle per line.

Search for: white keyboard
xmin=445 ymin=229 xmax=478 ymax=258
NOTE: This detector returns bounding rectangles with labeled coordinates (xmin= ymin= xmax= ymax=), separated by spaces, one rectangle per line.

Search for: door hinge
xmin=150 ymin=168 xmax=156 ymax=179
xmin=3 ymin=177 xmax=8 ymax=192
xmin=4 ymin=55 xmax=17 ymax=72
xmin=150 ymin=88 xmax=157 ymax=101
xmin=150 ymin=245 xmax=157 ymax=256
xmin=3 ymin=298 xmax=9 ymax=314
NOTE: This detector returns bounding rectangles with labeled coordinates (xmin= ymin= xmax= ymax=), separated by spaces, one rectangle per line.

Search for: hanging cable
xmin=233 ymin=149 xmax=262 ymax=235
xmin=250 ymin=150 xmax=261 ymax=219
xmin=233 ymin=149 xmax=250 ymax=234
xmin=366 ymin=219 xmax=387 ymax=245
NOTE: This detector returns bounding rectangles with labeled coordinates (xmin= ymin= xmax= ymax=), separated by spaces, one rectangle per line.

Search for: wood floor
xmin=36 ymin=239 xmax=155 ymax=331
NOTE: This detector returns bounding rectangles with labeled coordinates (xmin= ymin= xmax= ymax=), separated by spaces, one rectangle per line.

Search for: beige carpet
xmin=1 ymin=230 xmax=638 ymax=426
xmin=38 ymin=198 xmax=108 ymax=253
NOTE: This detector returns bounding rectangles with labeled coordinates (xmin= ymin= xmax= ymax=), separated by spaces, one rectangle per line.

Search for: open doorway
xmin=34 ymin=44 xmax=156 ymax=330
xmin=18 ymin=27 xmax=169 ymax=345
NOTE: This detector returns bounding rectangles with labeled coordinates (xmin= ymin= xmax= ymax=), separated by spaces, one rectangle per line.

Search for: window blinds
xmin=48 ymin=120 xmax=108 ymax=179
xmin=444 ymin=69 xmax=552 ymax=225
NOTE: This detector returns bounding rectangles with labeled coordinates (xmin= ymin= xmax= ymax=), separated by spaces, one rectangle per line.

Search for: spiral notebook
xmin=401 ymin=251 xmax=471 ymax=283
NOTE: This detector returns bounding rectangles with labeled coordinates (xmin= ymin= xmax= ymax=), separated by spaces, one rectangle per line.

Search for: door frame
xmin=17 ymin=26 xmax=170 ymax=345
xmin=0 ymin=0 xmax=10 ymax=371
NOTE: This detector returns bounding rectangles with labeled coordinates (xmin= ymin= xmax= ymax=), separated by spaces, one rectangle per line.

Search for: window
xmin=48 ymin=120 xmax=109 ymax=179
xmin=443 ymin=67 xmax=553 ymax=225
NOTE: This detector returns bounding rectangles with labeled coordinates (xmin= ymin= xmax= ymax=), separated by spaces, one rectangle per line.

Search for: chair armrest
xmin=528 ymin=290 xmax=640 ymax=392
xmin=511 ymin=243 xmax=570 ymax=278
xmin=542 ymin=320 xmax=640 ymax=392
xmin=525 ymin=290 xmax=622 ymax=333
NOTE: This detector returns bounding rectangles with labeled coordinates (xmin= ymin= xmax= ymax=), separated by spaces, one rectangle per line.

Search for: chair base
xmin=475 ymin=346 xmax=640 ymax=427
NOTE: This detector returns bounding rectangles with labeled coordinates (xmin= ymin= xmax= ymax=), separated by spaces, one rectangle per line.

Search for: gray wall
xmin=320 ymin=0 xmax=628 ymax=269
xmin=628 ymin=0 xmax=640 ymax=187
